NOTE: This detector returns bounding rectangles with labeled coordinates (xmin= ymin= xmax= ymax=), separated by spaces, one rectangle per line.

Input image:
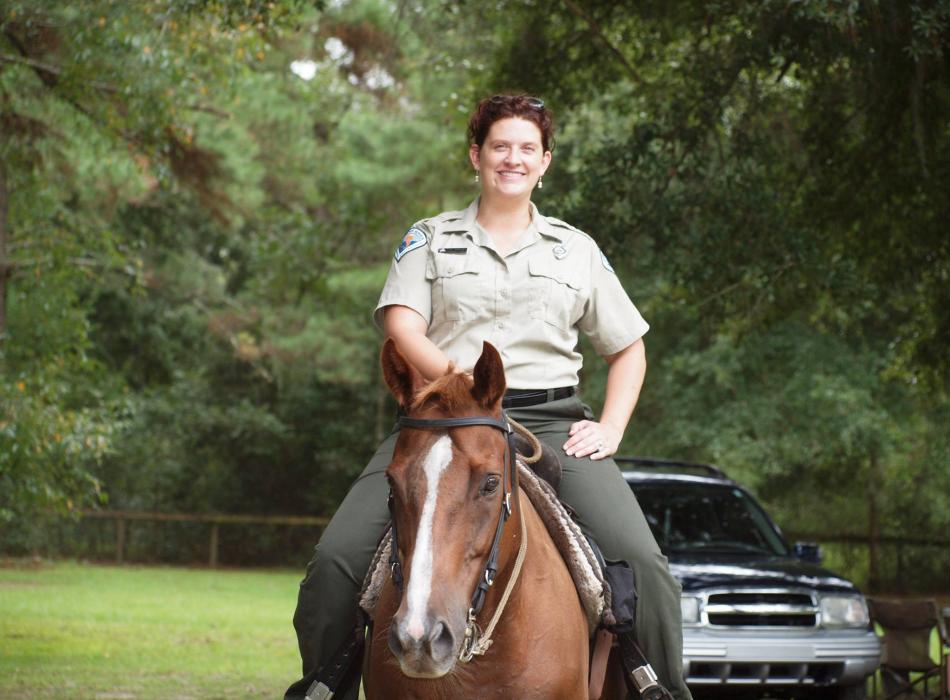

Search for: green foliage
xmin=1 ymin=0 xmax=946 ymax=590
xmin=478 ymin=0 xmax=949 ymax=588
xmin=0 ymin=0 xmax=468 ymax=531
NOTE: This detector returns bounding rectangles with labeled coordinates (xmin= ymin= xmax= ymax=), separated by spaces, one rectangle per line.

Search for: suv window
xmin=632 ymin=482 xmax=788 ymax=557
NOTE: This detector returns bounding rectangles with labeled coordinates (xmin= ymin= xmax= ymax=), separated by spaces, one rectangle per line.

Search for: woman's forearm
xmin=383 ymin=305 xmax=450 ymax=380
xmin=600 ymin=338 xmax=647 ymax=437
xmin=563 ymin=338 xmax=646 ymax=459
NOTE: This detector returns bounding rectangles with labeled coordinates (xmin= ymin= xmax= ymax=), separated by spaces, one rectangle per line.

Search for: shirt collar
xmin=448 ymin=198 xmax=565 ymax=243
xmin=531 ymin=201 xmax=565 ymax=242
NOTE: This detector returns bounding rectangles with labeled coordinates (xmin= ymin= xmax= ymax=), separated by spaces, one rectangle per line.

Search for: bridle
xmin=388 ymin=412 xmax=524 ymax=662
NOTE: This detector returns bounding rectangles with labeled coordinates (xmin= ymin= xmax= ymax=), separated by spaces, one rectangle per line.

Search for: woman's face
xmin=469 ymin=117 xmax=551 ymax=201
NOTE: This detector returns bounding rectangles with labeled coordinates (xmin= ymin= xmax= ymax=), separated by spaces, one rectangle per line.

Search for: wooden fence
xmin=73 ymin=510 xmax=949 ymax=581
xmin=77 ymin=509 xmax=330 ymax=567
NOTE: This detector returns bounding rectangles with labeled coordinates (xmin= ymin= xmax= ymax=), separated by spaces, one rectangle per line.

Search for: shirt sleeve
xmin=577 ymin=241 xmax=650 ymax=356
xmin=373 ymin=221 xmax=433 ymax=331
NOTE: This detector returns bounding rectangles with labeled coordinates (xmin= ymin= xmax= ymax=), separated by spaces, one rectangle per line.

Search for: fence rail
xmin=72 ymin=510 xmax=949 ymax=580
xmin=787 ymin=532 xmax=950 ymax=547
xmin=77 ymin=509 xmax=330 ymax=567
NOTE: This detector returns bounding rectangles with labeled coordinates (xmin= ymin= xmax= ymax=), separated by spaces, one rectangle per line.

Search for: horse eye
xmin=480 ymin=475 xmax=500 ymax=496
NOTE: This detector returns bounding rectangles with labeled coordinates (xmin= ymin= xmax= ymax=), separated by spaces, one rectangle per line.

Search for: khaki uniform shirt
xmin=374 ymin=199 xmax=649 ymax=389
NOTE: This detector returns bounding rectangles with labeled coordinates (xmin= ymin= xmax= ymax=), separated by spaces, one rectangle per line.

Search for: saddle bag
xmin=602 ymin=558 xmax=637 ymax=635
xmin=584 ymin=534 xmax=637 ymax=634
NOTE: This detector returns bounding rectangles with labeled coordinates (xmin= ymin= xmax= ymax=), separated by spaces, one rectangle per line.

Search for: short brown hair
xmin=467 ymin=94 xmax=555 ymax=152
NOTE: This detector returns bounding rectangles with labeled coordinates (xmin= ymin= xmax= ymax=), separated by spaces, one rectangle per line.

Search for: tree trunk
xmin=867 ymin=451 xmax=882 ymax=592
xmin=0 ymin=158 xmax=8 ymax=353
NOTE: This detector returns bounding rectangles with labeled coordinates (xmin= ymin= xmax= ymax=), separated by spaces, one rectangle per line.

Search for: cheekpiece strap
xmin=387 ymin=492 xmax=403 ymax=590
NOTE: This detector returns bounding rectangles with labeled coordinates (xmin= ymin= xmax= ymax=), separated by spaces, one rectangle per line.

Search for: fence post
xmin=209 ymin=522 xmax=219 ymax=568
xmin=116 ymin=517 xmax=126 ymax=564
xmin=896 ymin=541 xmax=903 ymax=590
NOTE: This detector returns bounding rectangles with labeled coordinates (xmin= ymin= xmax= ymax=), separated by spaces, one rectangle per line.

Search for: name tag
xmin=438 ymin=247 xmax=468 ymax=255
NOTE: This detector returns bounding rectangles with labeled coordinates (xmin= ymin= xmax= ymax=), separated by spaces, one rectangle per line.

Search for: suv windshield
xmin=632 ymin=482 xmax=788 ymax=557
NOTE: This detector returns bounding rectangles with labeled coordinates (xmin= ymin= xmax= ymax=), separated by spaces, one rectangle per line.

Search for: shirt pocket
xmin=426 ymin=254 xmax=482 ymax=322
xmin=527 ymin=256 xmax=585 ymax=330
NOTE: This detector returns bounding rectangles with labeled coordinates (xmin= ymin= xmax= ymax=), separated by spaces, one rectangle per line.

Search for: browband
xmin=396 ymin=415 xmax=512 ymax=433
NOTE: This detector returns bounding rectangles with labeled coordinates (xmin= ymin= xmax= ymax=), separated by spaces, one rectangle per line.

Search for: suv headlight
xmin=820 ymin=594 xmax=870 ymax=627
xmin=681 ymin=595 xmax=701 ymax=624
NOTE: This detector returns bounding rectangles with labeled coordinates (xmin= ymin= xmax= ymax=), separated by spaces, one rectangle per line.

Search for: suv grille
xmin=689 ymin=662 xmax=845 ymax=685
xmin=706 ymin=591 xmax=818 ymax=627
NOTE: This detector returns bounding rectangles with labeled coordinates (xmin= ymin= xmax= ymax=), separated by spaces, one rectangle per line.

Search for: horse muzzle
xmin=389 ymin=613 xmax=460 ymax=678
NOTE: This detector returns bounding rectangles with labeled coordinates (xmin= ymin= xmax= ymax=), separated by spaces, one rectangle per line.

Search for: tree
xmin=445 ymin=0 xmax=949 ymax=588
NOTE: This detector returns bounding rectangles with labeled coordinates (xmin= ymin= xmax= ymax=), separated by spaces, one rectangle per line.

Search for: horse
xmin=363 ymin=338 xmax=625 ymax=699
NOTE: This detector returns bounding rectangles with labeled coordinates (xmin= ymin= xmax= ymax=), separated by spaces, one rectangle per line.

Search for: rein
xmin=390 ymin=412 xmax=523 ymax=662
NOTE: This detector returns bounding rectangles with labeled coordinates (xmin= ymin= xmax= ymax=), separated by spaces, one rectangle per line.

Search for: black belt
xmin=502 ymin=386 xmax=575 ymax=408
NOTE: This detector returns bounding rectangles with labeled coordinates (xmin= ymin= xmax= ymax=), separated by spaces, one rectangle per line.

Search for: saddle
xmin=511 ymin=432 xmax=562 ymax=491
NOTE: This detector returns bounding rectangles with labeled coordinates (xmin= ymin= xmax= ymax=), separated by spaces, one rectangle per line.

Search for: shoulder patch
xmin=600 ymin=251 xmax=615 ymax=273
xmin=395 ymin=227 xmax=428 ymax=261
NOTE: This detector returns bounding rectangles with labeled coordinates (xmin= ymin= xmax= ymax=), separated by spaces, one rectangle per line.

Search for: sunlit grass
xmin=2 ymin=560 xmax=946 ymax=699
xmin=0 ymin=560 xmax=303 ymax=699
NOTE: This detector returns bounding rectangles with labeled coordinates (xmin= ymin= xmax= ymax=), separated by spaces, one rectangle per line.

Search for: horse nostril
xmin=428 ymin=619 xmax=455 ymax=661
xmin=389 ymin=621 xmax=408 ymax=657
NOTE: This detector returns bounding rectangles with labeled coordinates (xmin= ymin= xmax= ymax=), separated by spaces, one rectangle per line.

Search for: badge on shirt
xmin=600 ymin=251 xmax=615 ymax=273
xmin=552 ymin=244 xmax=568 ymax=260
xmin=395 ymin=227 xmax=427 ymax=262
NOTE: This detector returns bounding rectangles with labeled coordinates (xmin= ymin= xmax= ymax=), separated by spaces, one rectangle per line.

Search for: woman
xmin=287 ymin=94 xmax=692 ymax=700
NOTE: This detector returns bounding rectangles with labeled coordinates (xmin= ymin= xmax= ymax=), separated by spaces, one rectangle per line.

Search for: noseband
xmin=389 ymin=413 xmax=521 ymax=661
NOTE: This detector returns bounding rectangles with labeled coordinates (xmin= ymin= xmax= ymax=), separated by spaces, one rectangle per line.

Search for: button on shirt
xmin=374 ymin=198 xmax=649 ymax=389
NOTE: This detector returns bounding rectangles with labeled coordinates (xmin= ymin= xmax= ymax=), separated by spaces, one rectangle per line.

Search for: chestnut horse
xmin=363 ymin=339 xmax=623 ymax=699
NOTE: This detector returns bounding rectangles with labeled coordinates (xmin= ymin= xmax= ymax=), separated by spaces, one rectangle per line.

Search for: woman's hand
xmin=563 ymin=339 xmax=647 ymax=462
xmin=563 ymin=419 xmax=623 ymax=460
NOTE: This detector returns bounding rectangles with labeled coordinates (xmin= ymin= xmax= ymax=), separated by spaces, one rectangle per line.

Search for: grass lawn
xmin=2 ymin=559 xmax=947 ymax=699
xmin=0 ymin=559 xmax=304 ymax=699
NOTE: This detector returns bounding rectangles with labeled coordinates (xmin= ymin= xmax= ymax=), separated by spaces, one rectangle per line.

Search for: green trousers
xmin=287 ymin=396 xmax=692 ymax=700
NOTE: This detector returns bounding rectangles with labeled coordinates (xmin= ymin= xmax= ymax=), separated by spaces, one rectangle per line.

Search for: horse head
xmin=380 ymin=338 xmax=510 ymax=679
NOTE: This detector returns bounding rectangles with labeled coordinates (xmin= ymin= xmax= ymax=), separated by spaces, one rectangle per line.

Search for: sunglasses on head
xmin=489 ymin=94 xmax=545 ymax=110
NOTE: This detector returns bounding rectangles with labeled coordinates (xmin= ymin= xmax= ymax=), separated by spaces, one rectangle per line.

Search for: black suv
xmin=619 ymin=457 xmax=881 ymax=699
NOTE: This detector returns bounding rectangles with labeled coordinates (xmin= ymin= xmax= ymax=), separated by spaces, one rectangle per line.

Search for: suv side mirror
xmin=794 ymin=542 xmax=823 ymax=564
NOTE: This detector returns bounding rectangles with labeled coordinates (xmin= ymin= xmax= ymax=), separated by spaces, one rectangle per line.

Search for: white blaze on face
xmin=404 ymin=435 xmax=453 ymax=641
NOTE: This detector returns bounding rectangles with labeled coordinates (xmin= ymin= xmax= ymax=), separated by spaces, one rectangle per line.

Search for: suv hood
xmin=669 ymin=555 xmax=858 ymax=593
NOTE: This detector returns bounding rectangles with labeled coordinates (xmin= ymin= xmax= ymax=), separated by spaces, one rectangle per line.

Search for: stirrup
xmin=304 ymin=682 xmax=333 ymax=700
xmin=617 ymin=633 xmax=675 ymax=700
xmin=629 ymin=663 xmax=674 ymax=700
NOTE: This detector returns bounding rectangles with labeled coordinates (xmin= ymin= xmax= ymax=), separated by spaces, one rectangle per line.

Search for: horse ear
xmin=381 ymin=338 xmax=422 ymax=408
xmin=471 ymin=341 xmax=507 ymax=410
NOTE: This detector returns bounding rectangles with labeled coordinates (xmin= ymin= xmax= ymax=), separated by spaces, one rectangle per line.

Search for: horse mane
xmin=409 ymin=364 xmax=477 ymax=413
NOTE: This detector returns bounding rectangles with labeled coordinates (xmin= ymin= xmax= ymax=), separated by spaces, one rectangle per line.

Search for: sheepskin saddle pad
xmin=359 ymin=459 xmax=610 ymax=635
